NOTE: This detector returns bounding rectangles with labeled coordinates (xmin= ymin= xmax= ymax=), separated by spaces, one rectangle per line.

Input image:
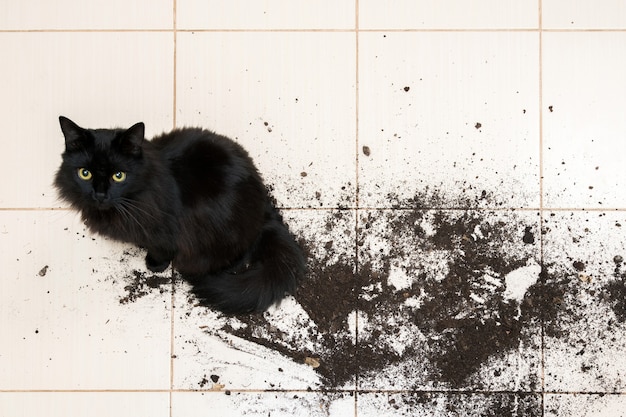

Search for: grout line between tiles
xmin=4 ymin=388 xmax=625 ymax=395
xmin=538 ymin=1 xmax=546 ymax=416
xmin=4 ymin=206 xmax=626 ymax=212
xmin=170 ymin=3 xmax=177 ymax=417
xmin=172 ymin=3 xmax=178 ymax=130
xmin=2 ymin=28 xmax=626 ymax=34
xmin=354 ymin=2 xmax=361 ymax=416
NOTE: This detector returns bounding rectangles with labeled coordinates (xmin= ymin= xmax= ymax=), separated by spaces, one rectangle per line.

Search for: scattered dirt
xmin=101 ymin=187 xmax=620 ymax=414
xmin=605 ymin=255 xmax=626 ymax=322
xmin=118 ymin=269 xmax=171 ymax=305
xmin=356 ymin=201 xmax=545 ymax=388
xmin=199 ymin=375 xmax=210 ymax=388
xmin=210 ymin=190 xmax=571 ymax=395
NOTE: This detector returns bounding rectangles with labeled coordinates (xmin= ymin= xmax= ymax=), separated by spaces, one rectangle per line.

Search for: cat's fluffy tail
xmin=185 ymin=219 xmax=306 ymax=314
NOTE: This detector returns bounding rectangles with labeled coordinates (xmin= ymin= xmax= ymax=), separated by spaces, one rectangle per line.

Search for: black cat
xmin=55 ymin=116 xmax=306 ymax=314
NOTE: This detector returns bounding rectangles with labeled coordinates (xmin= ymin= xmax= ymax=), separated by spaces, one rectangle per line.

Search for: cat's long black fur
xmin=55 ymin=116 xmax=306 ymax=314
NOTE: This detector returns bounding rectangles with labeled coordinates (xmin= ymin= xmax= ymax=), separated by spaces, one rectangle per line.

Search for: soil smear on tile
xmin=206 ymin=189 xmax=581 ymax=402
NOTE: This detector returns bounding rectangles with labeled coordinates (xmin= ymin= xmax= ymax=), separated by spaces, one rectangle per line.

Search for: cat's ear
xmin=118 ymin=122 xmax=145 ymax=156
xmin=59 ymin=116 xmax=87 ymax=151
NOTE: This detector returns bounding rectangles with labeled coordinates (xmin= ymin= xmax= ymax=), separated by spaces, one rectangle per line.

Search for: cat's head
xmin=55 ymin=116 xmax=146 ymax=211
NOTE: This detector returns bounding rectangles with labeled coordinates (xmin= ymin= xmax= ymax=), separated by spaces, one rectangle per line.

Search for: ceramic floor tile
xmin=542 ymin=0 xmax=626 ymax=29
xmin=358 ymin=392 xmax=542 ymax=417
xmin=545 ymin=393 xmax=626 ymax=417
xmin=175 ymin=32 xmax=356 ymax=209
xmin=359 ymin=0 xmax=538 ymax=29
xmin=542 ymin=211 xmax=626 ymax=392
xmin=0 ymin=211 xmax=171 ymax=390
xmin=358 ymin=32 xmax=540 ymax=209
xmin=177 ymin=0 xmax=355 ymax=30
xmin=172 ymin=209 xmax=358 ymax=391
xmin=542 ymin=32 xmax=626 ymax=209
xmin=0 ymin=392 xmax=169 ymax=417
xmin=172 ymin=391 xmax=355 ymax=417
xmin=0 ymin=32 xmax=174 ymax=209
xmin=0 ymin=0 xmax=172 ymax=30
xmin=357 ymin=208 xmax=542 ymax=391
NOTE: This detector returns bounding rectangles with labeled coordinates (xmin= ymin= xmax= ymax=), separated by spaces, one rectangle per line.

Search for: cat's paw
xmin=145 ymin=253 xmax=171 ymax=273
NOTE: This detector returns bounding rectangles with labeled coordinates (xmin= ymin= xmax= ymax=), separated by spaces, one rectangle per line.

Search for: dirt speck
xmin=548 ymin=105 xmax=554 ymax=112
xmin=300 ymin=171 xmax=308 ymax=177
xmin=523 ymin=226 xmax=535 ymax=244
xmin=475 ymin=122 xmax=482 ymax=129
xmin=403 ymin=86 xmax=410 ymax=92
xmin=38 ymin=265 xmax=49 ymax=277
xmin=362 ymin=146 xmax=371 ymax=156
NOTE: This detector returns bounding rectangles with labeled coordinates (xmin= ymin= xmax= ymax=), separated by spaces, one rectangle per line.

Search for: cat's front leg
xmin=145 ymin=247 xmax=175 ymax=273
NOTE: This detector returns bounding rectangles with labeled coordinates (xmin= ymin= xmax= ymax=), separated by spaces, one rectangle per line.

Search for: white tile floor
xmin=1 ymin=1 xmax=626 ymax=416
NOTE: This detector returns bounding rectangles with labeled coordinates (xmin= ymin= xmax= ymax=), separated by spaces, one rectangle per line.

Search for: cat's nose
xmin=93 ymin=192 xmax=107 ymax=202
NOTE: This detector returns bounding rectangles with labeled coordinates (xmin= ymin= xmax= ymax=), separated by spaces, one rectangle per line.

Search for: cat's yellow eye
xmin=112 ymin=171 xmax=127 ymax=182
xmin=77 ymin=168 xmax=92 ymax=181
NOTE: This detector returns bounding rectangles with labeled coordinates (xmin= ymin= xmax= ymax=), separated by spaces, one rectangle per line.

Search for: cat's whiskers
xmin=118 ymin=197 xmax=172 ymax=222
xmin=114 ymin=202 xmax=150 ymax=236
